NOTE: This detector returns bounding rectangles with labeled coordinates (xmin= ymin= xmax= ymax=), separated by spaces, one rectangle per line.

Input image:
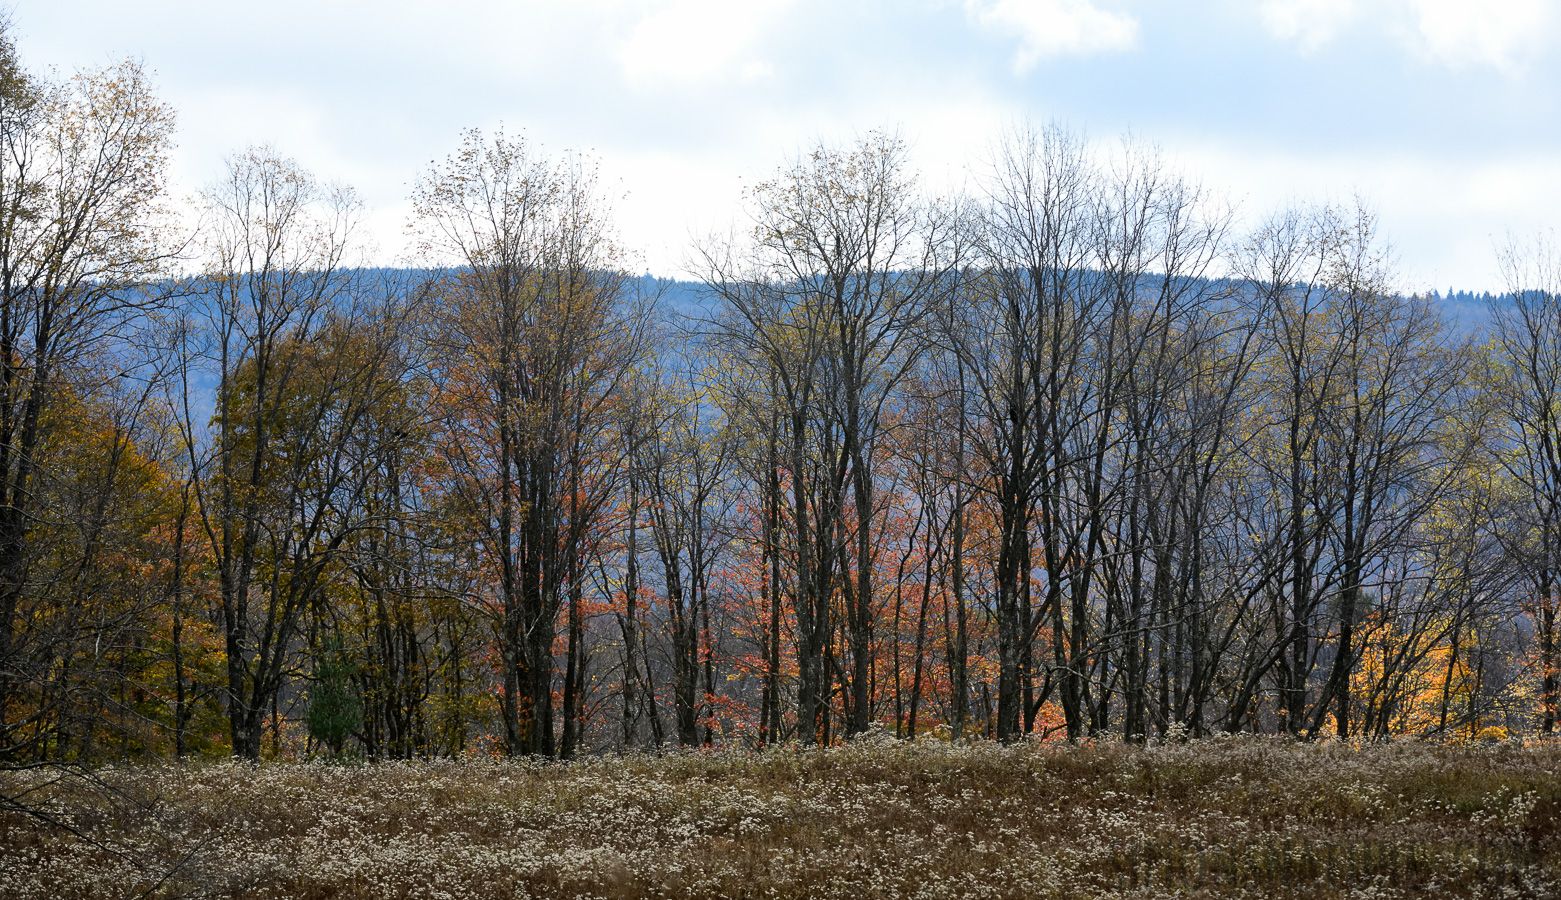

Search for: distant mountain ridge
xmin=235 ymin=269 xmax=1498 ymax=334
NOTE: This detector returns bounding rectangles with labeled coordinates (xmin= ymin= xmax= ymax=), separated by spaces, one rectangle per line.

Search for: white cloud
xmin=964 ymin=0 xmax=1138 ymax=71
xmin=1399 ymin=0 xmax=1551 ymax=73
xmin=1260 ymin=0 xmax=1555 ymax=72
xmin=1173 ymin=137 xmax=1561 ymax=292
xmin=1259 ymin=0 xmax=1359 ymax=53
xmin=615 ymin=0 xmax=792 ymax=86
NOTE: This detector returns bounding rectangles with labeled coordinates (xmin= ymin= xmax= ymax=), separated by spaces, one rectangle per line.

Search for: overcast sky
xmin=15 ymin=0 xmax=1561 ymax=291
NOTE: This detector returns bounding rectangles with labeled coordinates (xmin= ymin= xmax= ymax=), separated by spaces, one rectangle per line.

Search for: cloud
xmin=1173 ymin=136 xmax=1561 ymax=292
xmin=1260 ymin=0 xmax=1554 ymax=72
xmin=615 ymin=0 xmax=793 ymax=86
xmin=1399 ymin=0 xmax=1551 ymax=73
xmin=1259 ymin=0 xmax=1359 ymax=54
xmin=964 ymin=0 xmax=1138 ymax=71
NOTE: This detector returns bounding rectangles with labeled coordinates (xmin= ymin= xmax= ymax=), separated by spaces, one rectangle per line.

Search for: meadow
xmin=2 ymin=735 xmax=1558 ymax=899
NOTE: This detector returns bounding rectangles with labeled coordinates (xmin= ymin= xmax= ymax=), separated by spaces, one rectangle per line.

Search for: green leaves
xmin=306 ymin=637 xmax=362 ymax=759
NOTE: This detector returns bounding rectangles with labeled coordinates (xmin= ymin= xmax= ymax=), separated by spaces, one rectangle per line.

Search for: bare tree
xmin=701 ymin=130 xmax=961 ymax=742
xmin=181 ymin=148 xmax=413 ymax=759
xmin=0 ymin=29 xmax=178 ymax=759
xmin=1491 ymin=232 xmax=1561 ymax=732
xmin=413 ymin=130 xmax=650 ymax=756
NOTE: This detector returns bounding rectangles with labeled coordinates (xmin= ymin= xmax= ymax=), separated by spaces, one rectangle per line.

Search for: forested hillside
xmin=3 ymin=26 xmax=1560 ymax=766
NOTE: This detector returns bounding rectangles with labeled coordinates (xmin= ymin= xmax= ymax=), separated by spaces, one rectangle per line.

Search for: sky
xmin=13 ymin=0 xmax=1561 ymax=292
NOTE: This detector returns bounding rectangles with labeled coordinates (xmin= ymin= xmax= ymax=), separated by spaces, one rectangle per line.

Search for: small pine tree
xmin=306 ymin=638 xmax=361 ymax=759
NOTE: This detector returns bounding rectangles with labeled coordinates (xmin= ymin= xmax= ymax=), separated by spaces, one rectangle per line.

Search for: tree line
xmin=1 ymin=32 xmax=1558 ymax=763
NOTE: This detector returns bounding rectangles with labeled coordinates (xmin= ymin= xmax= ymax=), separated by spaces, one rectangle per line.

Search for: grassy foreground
xmin=2 ymin=736 xmax=1559 ymax=899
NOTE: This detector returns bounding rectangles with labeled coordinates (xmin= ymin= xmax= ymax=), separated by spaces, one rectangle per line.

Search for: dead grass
xmin=2 ymin=734 xmax=1558 ymax=898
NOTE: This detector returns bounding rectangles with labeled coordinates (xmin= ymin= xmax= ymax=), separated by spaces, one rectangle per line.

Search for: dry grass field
xmin=2 ymin=735 xmax=1559 ymax=899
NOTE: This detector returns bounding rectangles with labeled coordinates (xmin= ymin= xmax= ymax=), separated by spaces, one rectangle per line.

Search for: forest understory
xmin=2 ymin=736 xmax=1558 ymax=900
